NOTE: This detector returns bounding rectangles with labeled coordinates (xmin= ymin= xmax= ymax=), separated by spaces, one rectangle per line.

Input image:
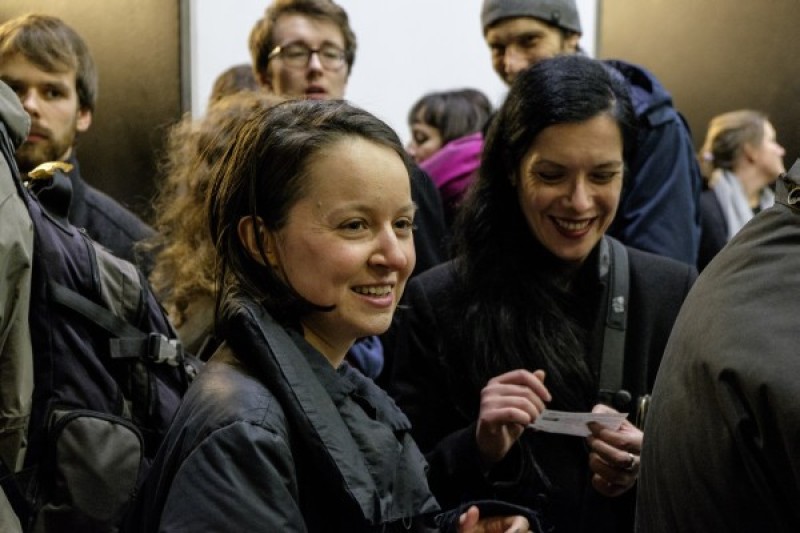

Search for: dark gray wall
xmin=600 ymin=0 xmax=800 ymax=166
xmin=0 ymin=1 xmax=184 ymax=222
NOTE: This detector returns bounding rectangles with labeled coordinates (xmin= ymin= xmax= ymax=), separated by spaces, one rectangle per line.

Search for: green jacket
xmin=0 ymin=79 xmax=32 ymax=531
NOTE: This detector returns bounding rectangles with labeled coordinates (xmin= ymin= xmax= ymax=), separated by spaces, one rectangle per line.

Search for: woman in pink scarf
xmin=407 ymin=89 xmax=492 ymax=227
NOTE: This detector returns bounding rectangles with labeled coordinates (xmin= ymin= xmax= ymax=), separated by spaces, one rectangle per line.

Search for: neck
xmin=301 ymin=325 xmax=349 ymax=368
xmin=731 ymin=166 xmax=765 ymax=208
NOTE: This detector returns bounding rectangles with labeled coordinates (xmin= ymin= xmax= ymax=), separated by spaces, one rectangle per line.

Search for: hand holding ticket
xmin=528 ymin=409 xmax=628 ymax=437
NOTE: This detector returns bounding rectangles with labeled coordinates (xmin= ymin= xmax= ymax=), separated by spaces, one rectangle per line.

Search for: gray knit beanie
xmin=481 ymin=0 xmax=582 ymax=34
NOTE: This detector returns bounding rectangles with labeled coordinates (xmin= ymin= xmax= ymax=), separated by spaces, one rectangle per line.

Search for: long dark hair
xmin=208 ymin=99 xmax=410 ymax=327
xmin=451 ymin=55 xmax=637 ymax=410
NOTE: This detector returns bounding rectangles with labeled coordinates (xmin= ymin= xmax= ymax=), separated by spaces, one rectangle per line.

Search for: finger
xmin=587 ymin=433 xmax=641 ymax=470
xmin=505 ymin=515 xmax=530 ymax=533
xmin=458 ymin=505 xmax=480 ymax=531
xmin=588 ymin=450 xmax=639 ymax=486
xmin=591 ymin=403 xmax=617 ymax=415
xmin=489 ymin=369 xmax=552 ymax=402
xmin=587 ymin=424 xmax=643 ymax=456
xmin=591 ymin=473 xmax=633 ymax=498
xmin=481 ymin=382 xmax=549 ymax=414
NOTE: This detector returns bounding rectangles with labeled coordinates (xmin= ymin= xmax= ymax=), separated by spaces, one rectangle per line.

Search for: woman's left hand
xmin=586 ymin=403 xmax=643 ymax=498
xmin=457 ymin=505 xmax=531 ymax=533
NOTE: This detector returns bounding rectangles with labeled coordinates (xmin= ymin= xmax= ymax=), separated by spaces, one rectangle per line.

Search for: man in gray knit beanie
xmin=480 ymin=0 xmax=583 ymax=85
xmin=477 ymin=0 xmax=704 ymax=277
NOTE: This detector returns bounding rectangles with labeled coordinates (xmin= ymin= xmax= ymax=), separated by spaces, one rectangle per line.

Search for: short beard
xmin=14 ymin=141 xmax=71 ymax=174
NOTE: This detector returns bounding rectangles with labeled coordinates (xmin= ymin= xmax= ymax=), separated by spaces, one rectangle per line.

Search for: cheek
xmin=518 ymin=184 xmax=547 ymax=217
xmin=600 ymin=183 xmax=623 ymax=217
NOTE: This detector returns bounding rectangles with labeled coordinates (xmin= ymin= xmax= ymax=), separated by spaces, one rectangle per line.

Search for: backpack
xmin=0 ymin=117 xmax=199 ymax=532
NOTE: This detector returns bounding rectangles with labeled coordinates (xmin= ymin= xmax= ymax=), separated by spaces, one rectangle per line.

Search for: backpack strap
xmin=596 ymin=236 xmax=632 ymax=411
xmin=48 ymin=282 xmax=183 ymax=366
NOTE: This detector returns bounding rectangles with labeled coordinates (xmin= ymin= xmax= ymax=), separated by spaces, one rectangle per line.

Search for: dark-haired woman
xmin=388 ymin=55 xmax=697 ymax=533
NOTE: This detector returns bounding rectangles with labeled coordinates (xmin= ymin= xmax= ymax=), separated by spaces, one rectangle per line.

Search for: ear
xmin=741 ymin=142 xmax=757 ymax=164
xmin=237 ymin=216 xmax=279 ymax=268
xmin=76 ymin=107 xmax=92 ymax=133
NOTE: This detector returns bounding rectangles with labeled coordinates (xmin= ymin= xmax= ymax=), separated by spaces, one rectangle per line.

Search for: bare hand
xmin=457 ymin=505 xmax=531 ymax=533
xmin=586 ymin=403 xmax=643 ymax=497
xmin=475 ymin=369 xmax=551 ymax=465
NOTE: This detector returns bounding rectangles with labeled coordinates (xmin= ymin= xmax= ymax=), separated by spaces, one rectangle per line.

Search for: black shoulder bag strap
xmin=596 ymin=236 xmax=632 ymax=412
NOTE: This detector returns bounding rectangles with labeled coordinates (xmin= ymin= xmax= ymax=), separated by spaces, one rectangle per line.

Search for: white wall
xmin=190 ymin=0 xmax=597 ymax=144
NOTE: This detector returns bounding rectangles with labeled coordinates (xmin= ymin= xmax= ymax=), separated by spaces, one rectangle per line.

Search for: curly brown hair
xmin=148 ymin=91 xmax=284 ymax=328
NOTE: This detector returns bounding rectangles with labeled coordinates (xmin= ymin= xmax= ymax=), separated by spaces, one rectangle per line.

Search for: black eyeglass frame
xmin=266 ymin=42 xmax=347 ymax=70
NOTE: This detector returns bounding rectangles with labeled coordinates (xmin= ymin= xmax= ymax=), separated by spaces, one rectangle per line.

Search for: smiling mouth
xmin=352 ymin=285 xmax=392 ymax=297
xmin=552 ymin=217 xmax=594 ymax=232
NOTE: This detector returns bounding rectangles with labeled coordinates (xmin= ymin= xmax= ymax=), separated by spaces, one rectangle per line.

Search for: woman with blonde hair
xmin=148 ymin=91 xmax=283 ymax=354
xmin=697 ymin=110 xmax=785 ymax=270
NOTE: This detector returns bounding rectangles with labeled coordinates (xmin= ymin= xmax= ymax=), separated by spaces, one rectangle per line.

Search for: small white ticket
xmin=528 ymin=409 xmax=628 ymax=437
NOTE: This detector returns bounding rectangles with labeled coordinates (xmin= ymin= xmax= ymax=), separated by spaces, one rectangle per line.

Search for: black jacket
xmin=64 ymin=154 xmax=153 ymax=268
xmin=636 ymin=199 xmax=800 ymax=532
xmin=130 ymin=296 xmax=442 ymax=532
xmin=697 ymin=188 xmax=728 ymax=271
xmin=388 ymin=245 xmax=696 ymax=533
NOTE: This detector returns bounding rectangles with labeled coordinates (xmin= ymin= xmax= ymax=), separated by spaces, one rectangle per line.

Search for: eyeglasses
xmin=267 ymin=42 xmax=347 ymax=71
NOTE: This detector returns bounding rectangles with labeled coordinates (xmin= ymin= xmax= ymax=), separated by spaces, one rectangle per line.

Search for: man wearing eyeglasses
xmin=248 ymin=0 xmax=354 ymax=101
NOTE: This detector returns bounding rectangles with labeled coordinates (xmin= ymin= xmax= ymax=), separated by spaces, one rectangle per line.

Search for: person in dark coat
xmin=0 ymin=14 xmax=153 ymax=267
xmin=635 ymin=163 xmax=800 ymax=532
xmin=128 ymin=99 xmax=536 ymax=532
xmin=479 ymin=0 xmax=702 ymax=265
xmin=387 ymin=55 xmax=696 ymax=533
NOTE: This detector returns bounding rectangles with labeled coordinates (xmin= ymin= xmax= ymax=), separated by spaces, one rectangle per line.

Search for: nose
xmin=19 ymin=89 xmax=40 ymax=115
xmin=405 ymin=141 xmax=418 ymax=160
xmin=566 ymin=177 xmax=592 ymax=211
xmin=503 ymin=47 xmax=527 ymax=80
xmin=307 ymin=50 xmax=324 ymax=71
xmin=370 ymin=226 xmax=412 ymax=272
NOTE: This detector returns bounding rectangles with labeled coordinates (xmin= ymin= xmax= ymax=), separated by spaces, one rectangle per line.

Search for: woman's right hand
xmin=475 ymin=369 xmax=551 ymax=465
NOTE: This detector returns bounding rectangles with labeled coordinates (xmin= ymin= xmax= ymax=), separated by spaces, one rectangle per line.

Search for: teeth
xmin=353 ymin=286 xmax=392 ymax=296
xmin=554 ymin=218 xmax=591 ymax=231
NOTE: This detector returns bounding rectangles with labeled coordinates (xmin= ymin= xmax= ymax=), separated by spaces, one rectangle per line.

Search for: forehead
xmin=272 ymin=13 xmax=345 ymax=47
xmin=0 ymin=52 xmax=76 ymax=85
xmin=523 ymin=115 xmax=623 ymax=163
xmin=485 ymin=16 xmax=561 ymax=42
xmin=302 ymin=137 xmax=410 ymax=199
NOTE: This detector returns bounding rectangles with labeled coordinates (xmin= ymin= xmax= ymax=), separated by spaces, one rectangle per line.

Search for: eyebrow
xmin=530 ymin=159 xmax=623 ymax=169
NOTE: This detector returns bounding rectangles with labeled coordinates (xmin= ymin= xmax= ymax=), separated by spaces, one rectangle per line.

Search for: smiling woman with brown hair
xmin=129 ymin=98 xmax=537 ymax=533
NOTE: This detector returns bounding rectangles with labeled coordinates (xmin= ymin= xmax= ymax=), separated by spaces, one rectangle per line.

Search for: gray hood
xmin=0 ymin=80 xmax=30 ymax=148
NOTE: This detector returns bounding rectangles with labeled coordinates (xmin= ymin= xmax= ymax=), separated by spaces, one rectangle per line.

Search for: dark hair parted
xmin=208 ymin=99 xmax=410 ymax=326
xmin=0 ymin=14 xmax=98 ymax=111
xmin=248 ymin=0 xmax=357 ymax=80
xmin=408 ymin=88 xmax=493 ymax=146
xmin=449 ymin=55 xmax=637 ymax=411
